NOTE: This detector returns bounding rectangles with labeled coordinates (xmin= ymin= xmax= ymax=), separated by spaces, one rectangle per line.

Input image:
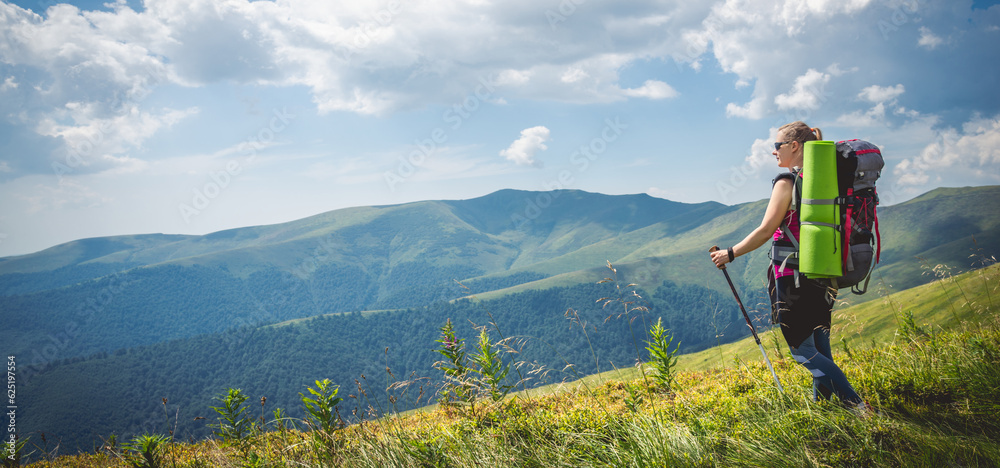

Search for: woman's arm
xmin=710 ymin=178 xmax=793 ymax=268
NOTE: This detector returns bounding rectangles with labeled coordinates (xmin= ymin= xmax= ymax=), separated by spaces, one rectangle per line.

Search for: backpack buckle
xmin=836 ymin=195 xmax=857 ymax=207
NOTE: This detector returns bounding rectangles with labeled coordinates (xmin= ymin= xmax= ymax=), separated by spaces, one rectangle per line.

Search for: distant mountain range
xmin=3 ymin=186 xmax=999 ymax=453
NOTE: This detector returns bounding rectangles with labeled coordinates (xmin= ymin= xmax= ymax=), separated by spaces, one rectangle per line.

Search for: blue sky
xmin=1 ymin=0 xmax=999 ymax=257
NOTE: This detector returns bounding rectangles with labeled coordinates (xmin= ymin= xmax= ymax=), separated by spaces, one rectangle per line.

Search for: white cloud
xmin=893 ymin=114 xmax=1000 ymax=187
xmin=746 ymin=130 xmax=780 ymax=172
xmin=2 ymin=0 xmax=994 ymax=117
xmin=859 ymin=84 xmax=905 ymax=103
xmin=1 ymin=3 xmax=170 ymax=99
xmin=917 ymin=26 xmax=945 ymax=49
xmin=835 ymin=102 xmax=887 ymax=128
xmin=561 ymin=68 xmax=589 ymax=84
xmin=726 ymin=95 xmax=769 ymax=119
xmin=689 ymin=0 xmax=993 ymax=126
xmin=0 ymin=1 xmax=690 ymax=129
xmin=0 ymin=76 xmax=17 ymax=91
xmin=495 ymin=69 xmax=532 ymax=87
xmin=34 ymin=103 xmax=198 ymax=173
xmin=774 ymin=69 xmax=832 ymax=111
xmin=622 ymin=80 xmax=678 ymax=100
xmin=0 ymin=2 xmax=187 ymax=176
xmin=499 ymin=126 xmax=550 ymax=167
xmin=1 ymin=0 xmax=988 ymax=128
xmin=774 ymin=0 xmax=875 ymax=36
xmin=2 ymin=0 xmax=999 ymax=185
xmin=835 ymin=84 xmax=907 ymax=127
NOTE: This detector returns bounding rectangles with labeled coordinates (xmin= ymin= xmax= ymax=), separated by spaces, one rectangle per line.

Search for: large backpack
xmin=773 ymin=139 xmax=884 ymax=295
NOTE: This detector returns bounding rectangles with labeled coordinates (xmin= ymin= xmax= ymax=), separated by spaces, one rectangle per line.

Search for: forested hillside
xmin=17 ymin=277 xmax=749 ymax=453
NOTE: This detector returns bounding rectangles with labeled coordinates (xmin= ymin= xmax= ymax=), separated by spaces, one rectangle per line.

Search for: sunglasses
xmin=774 ymin=141 xmax=793 ymax=151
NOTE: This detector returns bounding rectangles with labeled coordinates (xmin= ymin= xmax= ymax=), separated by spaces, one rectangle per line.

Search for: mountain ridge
xmin=0 ymin=189 xmax=721 ymax=268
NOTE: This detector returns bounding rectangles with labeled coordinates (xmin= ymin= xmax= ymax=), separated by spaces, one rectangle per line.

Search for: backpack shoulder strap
xmin=772 ymin=170 xmax=802 ymax=220
xmin=772 ymin=171 xmax=797 ymax=185
xmin=772 ymin=171 xmax=802 ymax=287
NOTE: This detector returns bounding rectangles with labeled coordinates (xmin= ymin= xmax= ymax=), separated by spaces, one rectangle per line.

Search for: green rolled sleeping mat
xmin=799 ymin=140 xmax=842 ymax=278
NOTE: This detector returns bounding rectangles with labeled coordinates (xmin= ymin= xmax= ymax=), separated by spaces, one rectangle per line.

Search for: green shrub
xmin=123 ymin=433 xmax=169 ymax=468
xmin=433 ymin=318 xmax=474 ymax=405
xmin=645 ymin=317 xmax=681 ymax=392
xmin=300 ymin=378 xmax=344 ymax=434
xmin=470 ymin=328 xmax=513 ymax=402
xmin=209 ymin=388 xmax=257 ymax=459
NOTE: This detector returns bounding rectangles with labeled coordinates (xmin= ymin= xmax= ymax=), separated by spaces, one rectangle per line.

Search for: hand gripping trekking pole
xmin=710 ymin=246 xmax=784 ymax=393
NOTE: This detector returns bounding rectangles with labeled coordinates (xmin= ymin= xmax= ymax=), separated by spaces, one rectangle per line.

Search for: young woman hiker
xmin=709 ymin=121 xmax=868 ymax=412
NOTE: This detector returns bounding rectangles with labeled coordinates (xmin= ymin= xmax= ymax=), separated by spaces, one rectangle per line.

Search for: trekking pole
xmin=709 ymin=246 xmax=784 ymax=393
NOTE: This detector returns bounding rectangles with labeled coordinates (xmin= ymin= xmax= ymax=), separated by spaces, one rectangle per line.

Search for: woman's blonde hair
xmin=779 ymin=121 xmax=822 ymax=143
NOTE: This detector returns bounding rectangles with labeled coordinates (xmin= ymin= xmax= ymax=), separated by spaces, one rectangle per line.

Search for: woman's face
xmin=772 ymin=132 xmax=799 ymax=168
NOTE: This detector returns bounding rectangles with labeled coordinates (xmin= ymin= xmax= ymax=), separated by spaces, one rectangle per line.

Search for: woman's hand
xmin=709 ymin=247 xmax=731 ymax=269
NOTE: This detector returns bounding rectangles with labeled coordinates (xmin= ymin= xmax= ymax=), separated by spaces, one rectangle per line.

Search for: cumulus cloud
xmin=622 ymin=80 xmax=678 ymax=100
xmin=2 ymin=0 xmax=999 ymax=182
xmin=35 ymin=103 xmax=198 ymax=174
xmin=774 ymin=69 xmax=832 ymax=111
xmin=0 ymin=2 xmax=184 ymax=176
xmin=834 ymin=84 xmax=907 ymax=127
xmin=0 ymin=0 xmax=691 ymax=177
xmin=726 ymin=95 xmax=769 ymax=120
xmin=3 ymin=0 xmax=993 ymax=125
xmin=22 ymin=2 xmax=690 ymax=107
xmin=499 ymin=126 xmax=550 ymax=167
xmin=688 ymin=0 xmax=997 ymax=126
xmin=1 ymin=3 xmax=171 ymax=104
xmin=833 ymin=83 xmax=906 ymax=127
xmin=495 ymin=69 xmax=532 ymax=87
xmin=744 ymin=128 xmax=782 ymax=174
xmin=859 ymin=84 xmax=905 ymax=103
xmin=894 ymin=115 xmax=1000 ymax=187
xmin=917 ymin=26 xmax=945 ymax=49
xmin=835 ymin=102 xmax=888 ymax=127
